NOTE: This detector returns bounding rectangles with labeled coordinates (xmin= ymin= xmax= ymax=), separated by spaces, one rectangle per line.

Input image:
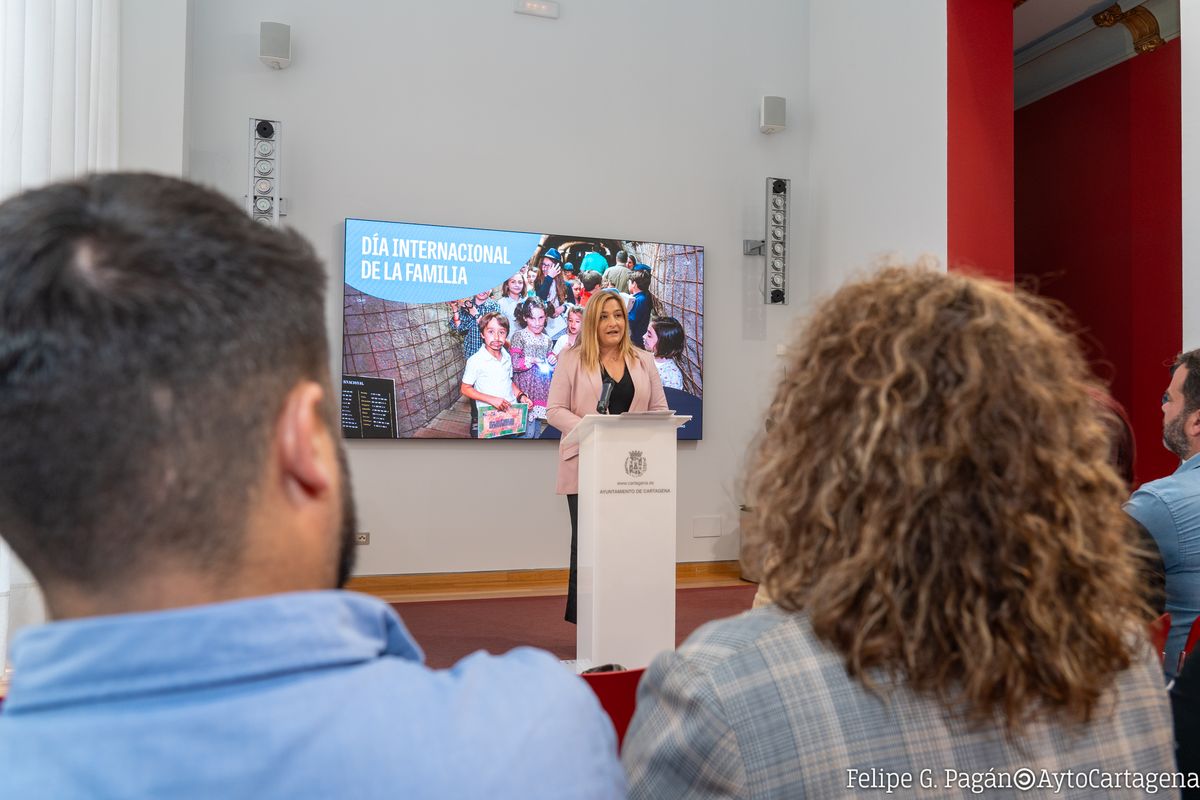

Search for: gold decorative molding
xmin=1093 ymin=3 xmax=1165 ymax=54
xmin=1093 ymin=3 xmax=1123 ymax=27
xmin=1124 ymin=6 xmax=1165 ymax=53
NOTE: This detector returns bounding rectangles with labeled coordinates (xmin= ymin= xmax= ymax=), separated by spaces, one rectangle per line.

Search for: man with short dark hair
xmin=1127 ymin=348 xmax=1200 ymax=676
xmin=602 ymin=249 xmax=632 ymax=293
xmin=0 ymin=174 xmax=625 ymax=799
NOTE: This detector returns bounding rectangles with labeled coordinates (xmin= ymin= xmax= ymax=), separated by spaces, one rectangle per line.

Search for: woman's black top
xmin=600 ymin=363 xmax=635 ymax=415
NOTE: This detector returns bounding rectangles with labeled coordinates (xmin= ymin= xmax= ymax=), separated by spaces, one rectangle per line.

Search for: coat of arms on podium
xmin=625 ymin=450 xmax=646 ymax=477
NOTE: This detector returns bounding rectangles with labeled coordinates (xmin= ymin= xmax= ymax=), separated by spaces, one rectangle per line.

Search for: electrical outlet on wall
xmin=355 ymin=532 xmax=370 ymax=546
xmin=692 ymin=516 xmax=722 ymax=539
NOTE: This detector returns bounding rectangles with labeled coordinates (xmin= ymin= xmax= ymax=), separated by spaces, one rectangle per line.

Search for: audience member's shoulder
xmin=448 ymin=646 xmax=580 ymax=692
xmin=1138 ymin=458 xmax=1200 ymax=495
xmin=404 ymin=646 xmax=599 ymax=718
xmin=1135 ymin=476 xmax=1181 ymax=497
xmin=672 ymin=605 xmax=805 ymax=672
xmin=1128 ymin=471 xmax=1193 ymax=524
xmin=434 ymin=648 xmax=626 ymax=797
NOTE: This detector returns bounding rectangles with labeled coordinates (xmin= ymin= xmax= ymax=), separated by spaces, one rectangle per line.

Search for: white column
xmin=0 ymin=0 xmax=120 ymax=674
xmin=0 ymin=545 xmax=45 ymax=680
xmin=118 ymin=0 xmax=187 ymax=175
xmin=1183 ymin=0 xmax=1200 ymax=348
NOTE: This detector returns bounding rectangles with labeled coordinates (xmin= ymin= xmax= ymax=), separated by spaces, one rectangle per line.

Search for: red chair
xmin=1180 ymin=615 xmax=1200 ymax=673
xmin=581 ymin=667 xmax=645 ymax=751
xmin=1150 ymin=612 xmax=1171 ymax=665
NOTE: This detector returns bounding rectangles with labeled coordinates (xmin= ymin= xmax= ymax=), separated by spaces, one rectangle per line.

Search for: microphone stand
xmin=597 ymin=378 xmax=615 ymax=415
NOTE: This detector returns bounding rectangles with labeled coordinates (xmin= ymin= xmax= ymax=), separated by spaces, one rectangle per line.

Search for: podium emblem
xmin=625 ymin=450 xmax=647 ymax=477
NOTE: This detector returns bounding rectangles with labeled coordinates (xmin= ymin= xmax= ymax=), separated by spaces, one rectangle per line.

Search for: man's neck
xmin=44 ymin=564 xmax=325 ymax=621
xmin=48 ymin=580 xmax=212 ymax=621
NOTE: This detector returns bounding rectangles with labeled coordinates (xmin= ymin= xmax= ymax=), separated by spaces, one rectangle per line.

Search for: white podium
xmin=563 ymin=412 xmax=690 ymax=671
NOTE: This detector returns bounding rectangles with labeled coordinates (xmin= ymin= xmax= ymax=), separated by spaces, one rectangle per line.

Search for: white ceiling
xmin=1013 ymin=0 xmax=1180 ymax=107
xmin=1014 ymin=0 xmax=1116 ymax=51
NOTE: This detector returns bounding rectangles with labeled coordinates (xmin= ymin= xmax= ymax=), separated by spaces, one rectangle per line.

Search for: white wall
xmin=804 ymin=1 xmax=948 ymax=296
xmin=182 ymin=0 xmax=949 ymax=575
xmin=118 ymin=0 xmax=188 ymax=174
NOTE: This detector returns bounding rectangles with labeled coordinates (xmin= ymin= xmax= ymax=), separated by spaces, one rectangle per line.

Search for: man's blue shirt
xmin=1127 ymin=452 xmax=1200 ymax=676
xmin=0 ymin=590 xmax=626 ymax=799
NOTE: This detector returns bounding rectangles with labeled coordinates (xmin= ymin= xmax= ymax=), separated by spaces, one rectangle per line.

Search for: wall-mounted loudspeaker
xmin=765 ymin=177 xmax=789 ymax=304
xmin=247 ymin=118 xmax=282 ymax=226
xmin=760 ymin=96 xmax=785 ymax=134
xmin=260 ymin=22 xmax=291 ymax=70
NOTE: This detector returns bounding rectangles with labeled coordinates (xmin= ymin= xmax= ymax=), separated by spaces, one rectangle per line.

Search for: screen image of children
xmin=576 ymin=270 xmax=600 ymax=306
xmin=533 ymin=247 xmax=576 ymax=341
xmin=520 ymin=261 xmax=538 ymax=298
xmin=626 ymin=269 xmax=658 ymax=348
xmin=643 ymin=315 xmax=684 ymax=390
xmin=451 ymin=289 xmax=501 ymax=359
xmin=510 ymin=298 xmax=554 ymax=439
xmin=551 ymin=304 xmax=583 ymax=363
xmin=564 ymin=263 xmax=581 ymax=304
xmin=460 ymin=312 xmax=528 ymax=437
xmin=497 ymin=273 xmax=526 ymax=334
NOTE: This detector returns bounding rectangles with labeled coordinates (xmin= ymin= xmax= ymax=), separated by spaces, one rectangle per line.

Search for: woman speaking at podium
xmin=547 ymin=290 xmax=668 ymax=623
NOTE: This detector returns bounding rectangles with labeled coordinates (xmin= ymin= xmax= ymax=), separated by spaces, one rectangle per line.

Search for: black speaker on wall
xmin=765 ymin=177 xmax=789 ymax=305
xmin=247 ymin=117 xmax=281 ymax=226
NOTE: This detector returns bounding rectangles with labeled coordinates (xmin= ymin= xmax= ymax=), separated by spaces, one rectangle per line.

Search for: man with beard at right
xmin=0 ymin=174 xmax=625 ymax=799
xmin=1127 ymin=349 xmax=1200 ymax=678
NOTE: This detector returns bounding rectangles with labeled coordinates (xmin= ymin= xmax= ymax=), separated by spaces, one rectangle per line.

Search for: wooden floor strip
xmin=348 ymin=560 xmax=751 ymax=603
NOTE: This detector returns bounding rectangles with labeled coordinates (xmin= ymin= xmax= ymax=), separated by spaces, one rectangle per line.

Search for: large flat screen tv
xmin=341 ymin=218 xmax=703 ymax=440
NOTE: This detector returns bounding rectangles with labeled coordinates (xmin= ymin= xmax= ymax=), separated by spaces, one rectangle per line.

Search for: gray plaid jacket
xmin=622 ymin=606 xmax=1178 ymax=799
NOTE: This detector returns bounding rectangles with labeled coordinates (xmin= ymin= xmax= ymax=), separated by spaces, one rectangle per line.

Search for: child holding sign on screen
xmin=461 ymin=312 xmax=528 ymax=438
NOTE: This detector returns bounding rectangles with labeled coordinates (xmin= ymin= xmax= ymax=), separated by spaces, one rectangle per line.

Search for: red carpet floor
xmin=392 ymin=584 xmax=758 ymax=669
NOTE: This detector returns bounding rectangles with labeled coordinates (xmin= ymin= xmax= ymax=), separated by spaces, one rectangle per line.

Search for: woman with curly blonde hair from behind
xmin=623 ymin=267 xmax=1177 ymax=799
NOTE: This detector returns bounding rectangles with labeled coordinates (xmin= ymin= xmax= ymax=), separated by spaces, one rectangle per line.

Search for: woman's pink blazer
xmin=546 ymin=347 xmax=669 ymax=495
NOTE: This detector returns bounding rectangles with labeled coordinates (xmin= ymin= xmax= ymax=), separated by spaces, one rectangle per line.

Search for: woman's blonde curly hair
xmin=744 ymin=266 xmax=1150 ymax=730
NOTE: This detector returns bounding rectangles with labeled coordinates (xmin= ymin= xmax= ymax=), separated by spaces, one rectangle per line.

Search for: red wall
xmin=947 ymin=0 xmax=1014 ymax=281
xmin=1015 ymin=39 xmax=1181 ymax=485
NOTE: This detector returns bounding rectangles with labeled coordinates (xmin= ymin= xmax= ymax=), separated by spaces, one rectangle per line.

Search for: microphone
xmin=597 ymin=379 xmax=615 ymax=414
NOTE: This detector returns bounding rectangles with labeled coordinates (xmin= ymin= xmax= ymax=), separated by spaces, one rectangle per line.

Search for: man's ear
xmin=1188 ymin=408 xmax=1200 ymax=439
xmin=276 ymin=381 xmax=334 ymax=502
